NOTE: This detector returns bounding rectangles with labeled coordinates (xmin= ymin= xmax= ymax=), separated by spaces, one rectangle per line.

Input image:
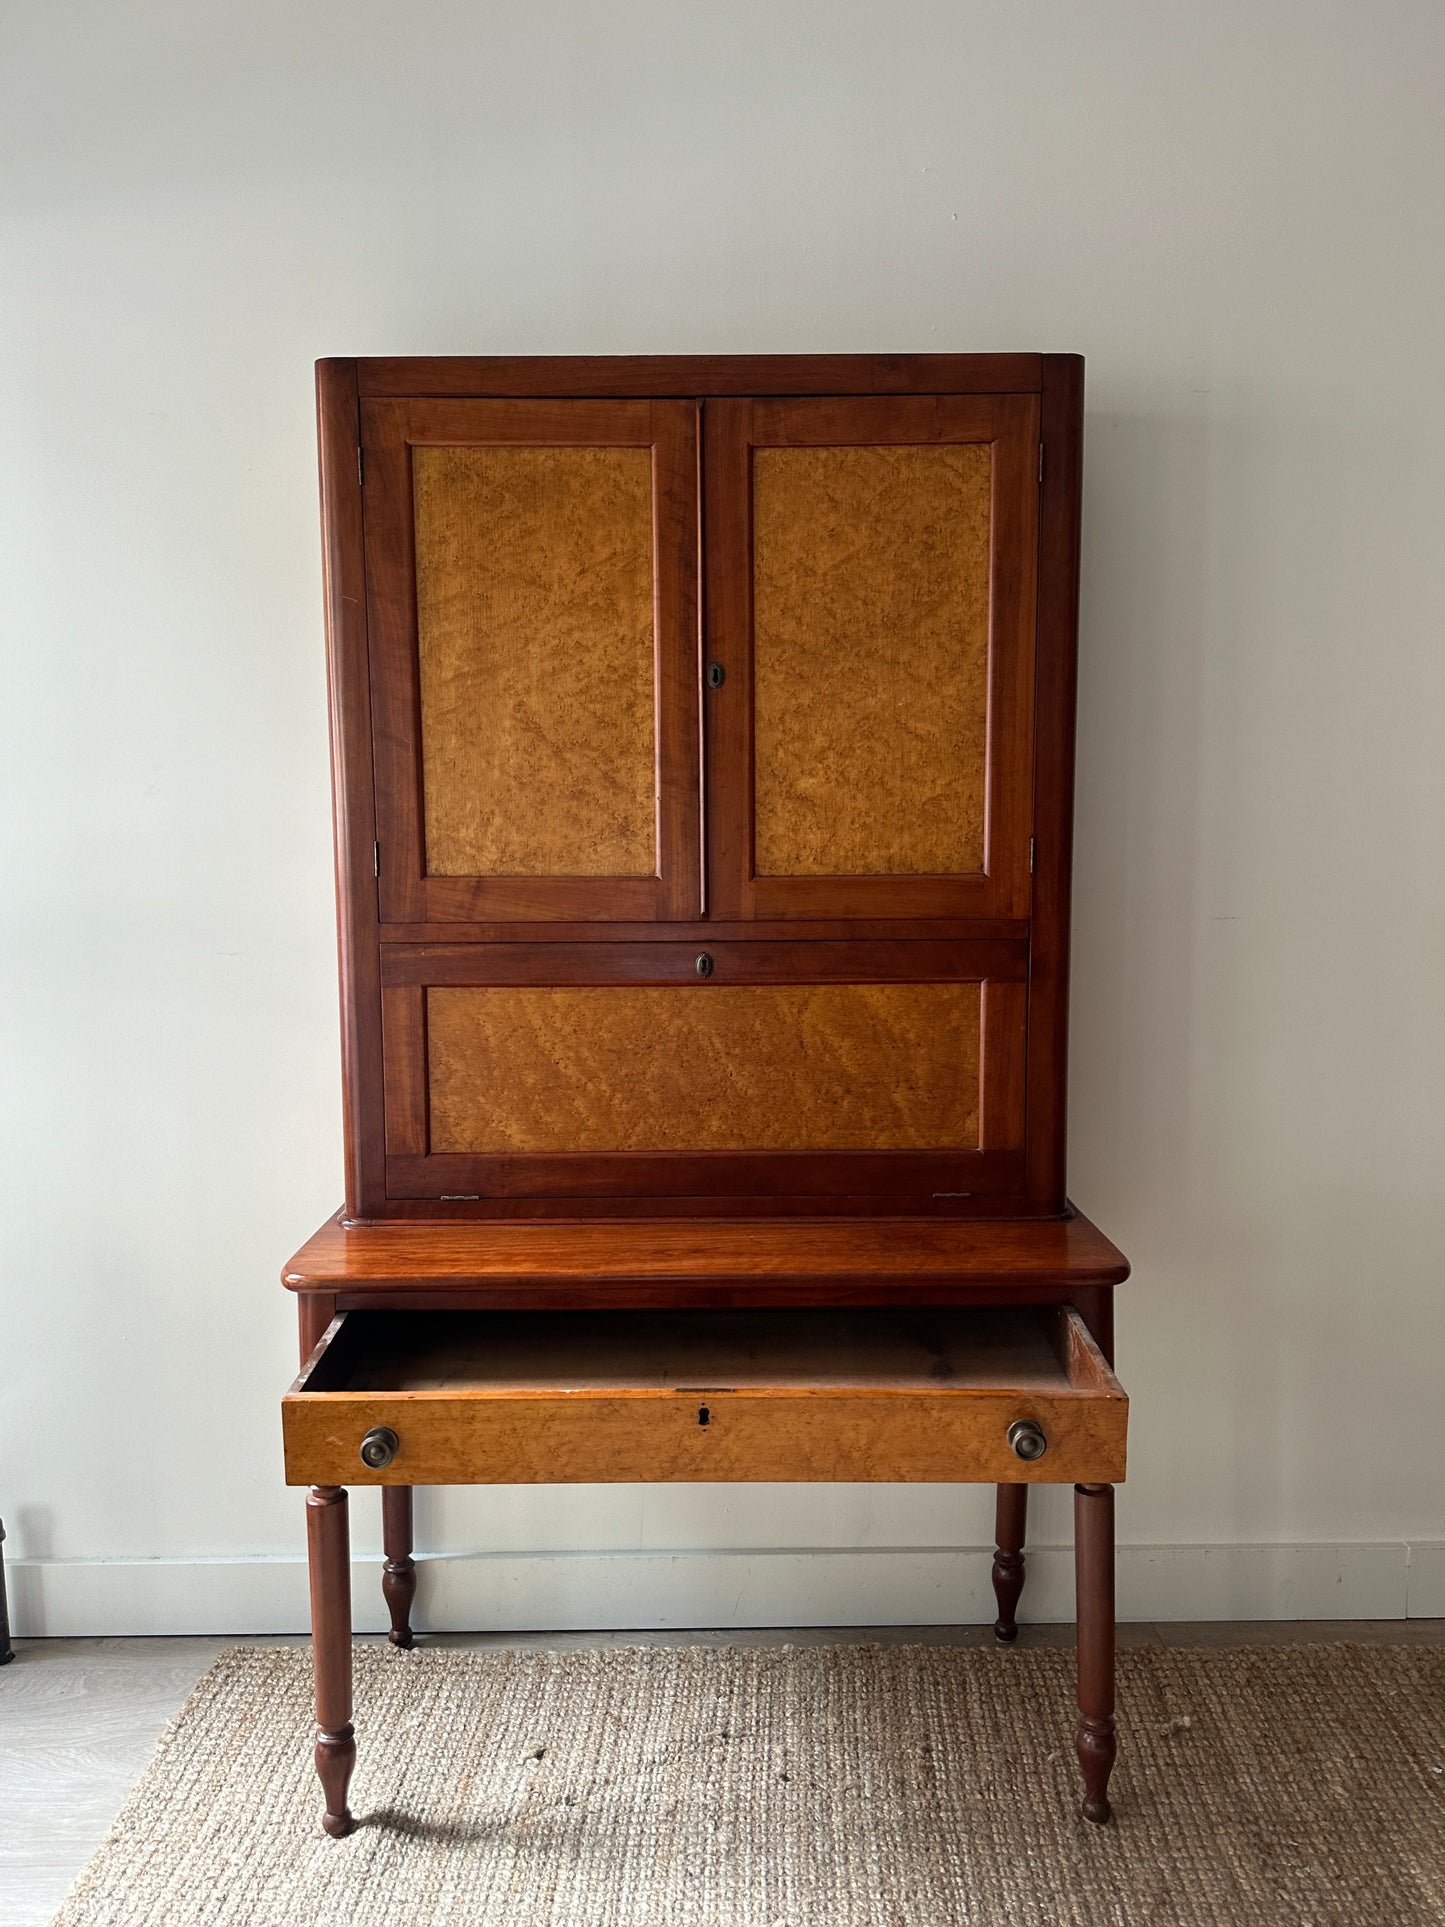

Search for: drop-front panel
xmin=319 ymin=355 xmax=1083 ymax=1217
xmin=378 ymin=942 xmax=1026 ymax=1203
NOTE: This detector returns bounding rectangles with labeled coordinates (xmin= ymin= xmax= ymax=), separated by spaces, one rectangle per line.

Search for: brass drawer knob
xmin=1007 ymin=1418 xmax=1047 ymax=1462
xmin=359 ymin=1426 xmax=399 ymax=1470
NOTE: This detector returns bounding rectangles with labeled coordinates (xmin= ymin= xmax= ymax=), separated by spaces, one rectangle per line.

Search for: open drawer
xmin=283 ymin=1306 xmax=1127 ymax=1487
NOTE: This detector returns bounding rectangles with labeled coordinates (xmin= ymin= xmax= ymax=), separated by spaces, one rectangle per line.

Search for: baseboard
xmin=7 ymin=1541 xmax=1441 ymax=1638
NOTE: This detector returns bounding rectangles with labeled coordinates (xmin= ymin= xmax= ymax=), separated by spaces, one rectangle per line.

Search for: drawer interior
xmin=297 ymin=1306 xmax=1103 ymax=1397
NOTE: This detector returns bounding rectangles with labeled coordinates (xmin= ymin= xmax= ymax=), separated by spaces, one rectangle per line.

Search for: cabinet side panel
xmin=413 ymin=445 xmax=658 ymax=878
xmin=317 ymin=359 xmax=386 ymax=1216
xmin=427 ymin=983 xmax=982 ymax=1153
xmin=753 ymin=443 xmax=991 ymax=876
xmin=1025 ymin=355 xmax=1085 ymax=1210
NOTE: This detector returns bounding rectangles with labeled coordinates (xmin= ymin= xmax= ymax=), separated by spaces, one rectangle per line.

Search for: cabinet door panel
xmin=706 ymin=395 xmax=1038 ymax=919
xmin=379 ymin=941 xmax=1027 ymax=1208
xmin=364 ymin=399 xmax=701 ymax=921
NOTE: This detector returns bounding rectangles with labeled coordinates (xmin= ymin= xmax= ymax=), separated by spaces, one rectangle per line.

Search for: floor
xmin=4 ymin=1621 xmax=1442 ymax=1927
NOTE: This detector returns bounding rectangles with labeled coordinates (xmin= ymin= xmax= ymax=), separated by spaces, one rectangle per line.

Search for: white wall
xmin=4 ymin=1 xmax=1443 ymax=1635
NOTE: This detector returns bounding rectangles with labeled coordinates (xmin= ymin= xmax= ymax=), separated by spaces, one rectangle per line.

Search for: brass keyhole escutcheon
xmin=359 ymin=1425 xmax=399 ymax=1470
xmin=696 ymin=952 xmax=714 ymax=978
xmin=706 ymin=662 xmax=726 ymax=689
xmin=1007 ymin=1419 xmax=1047 ymax=1462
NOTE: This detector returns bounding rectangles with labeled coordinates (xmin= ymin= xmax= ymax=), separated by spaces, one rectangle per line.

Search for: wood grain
xmin=380 ymin=938 xmax=1026 ymax=986
xmin=753 ymin=442 xmax=991 ymax=876
xmin=283 ymin=1307 xmax=1127 ymax=1487
xmin=413 ymin=444 xmax=657 ymax=878
xmin=312 ymin=352 xmax=1099 ymax=1224
xmin=376 ymin=918 xmax=1032 ymax=944
xmin=979 ymin=981 xmax=1027 ymax=1150
xmin=1075 ymin=1481 xmax=1118 ymax=1823
xmin=281 ymin=1207 xmax=1132 ymax=1293
xmin=425 ymin=982 xmax=983 ymax=1153
xmin=361 ymin=397 xmax=700 ymax=923
xmin=356 ymin=353 xmax=1045 ymax=398
xmin=704 ymin=393 xmax=1039 ymax=922
xmin=285 ymin=1390 xmax=1126 ymax=1487
xmin=315 ymin=1306 xmax=1073 ymax=1392
xmin=991 ymin=1483 xmax=1028 ymax=1640
xmin=386 ymin=1146 xmax=1023 ymax=1205
xmin=1025 ymin=354 xmax=1085 ymax=1211
xmin=305 ymin=1485 xmax=355 ymax=1836
xmin=315 ymin=360 xmax=387 ymax=1218
xmin=381 ymin=1486 xmax=416 ymax=1648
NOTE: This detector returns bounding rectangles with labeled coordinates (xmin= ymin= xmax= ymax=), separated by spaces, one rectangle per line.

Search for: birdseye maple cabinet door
xmin=362 ymin=398 xmax=702 ymax=922
xmin=378 ymin=940 xmax=1028 ymax=1206
xmin=704 ymin=394 xmax=1040 ymax=920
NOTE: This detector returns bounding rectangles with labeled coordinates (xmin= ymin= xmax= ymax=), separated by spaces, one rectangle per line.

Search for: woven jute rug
xmin=51 ymin=1642 xmax=1444 ymax=1927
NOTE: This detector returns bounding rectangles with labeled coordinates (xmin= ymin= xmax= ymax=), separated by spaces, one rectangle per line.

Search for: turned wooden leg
xmin=1074 ymin=1482 xmax=1117 ymax=1825
xmin=991 ymin=1483 xmax=1028 ymax=1641
xmin=382 ymin=1486 xmax=416 ymax=1648
xmin=307 ymin=1485 xmax=355 ymax=1838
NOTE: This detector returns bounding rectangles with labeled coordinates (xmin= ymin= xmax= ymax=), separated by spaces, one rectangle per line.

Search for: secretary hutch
xmin=280 ymin=353 xmax=1130 ymax=1839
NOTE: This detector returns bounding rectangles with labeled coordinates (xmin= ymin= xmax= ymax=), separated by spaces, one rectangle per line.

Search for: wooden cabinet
xmin=321 ymin=355 xmax=1084 ymax=1223
xmin=291 ymin=354 xmax=1129 ymax=1840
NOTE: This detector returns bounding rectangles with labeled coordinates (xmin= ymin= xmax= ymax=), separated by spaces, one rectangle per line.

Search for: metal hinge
xmin=1038 ymin=444 xmax=1045 ymax=484
xmin=373 ymin=840 xmax=380 ymax=877
xmin=440 ymin=1194 xmax=482 ymax=1202
xmin=1029 ymin=837 xmax=1036 ymax=873
xmin=357 ymin=446 xmax=364 ymax=488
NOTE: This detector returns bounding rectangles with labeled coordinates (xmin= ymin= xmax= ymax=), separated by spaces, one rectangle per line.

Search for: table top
xmin=282 ymin=1206 xmax=1129 ymax=1297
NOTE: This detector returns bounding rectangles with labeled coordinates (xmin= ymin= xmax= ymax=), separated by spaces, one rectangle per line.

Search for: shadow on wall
xmin=4 ymin=1504 xmax=54 ymax=1638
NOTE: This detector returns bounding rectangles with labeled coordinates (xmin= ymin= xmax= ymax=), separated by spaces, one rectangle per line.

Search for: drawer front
xmin=284 ymin=1387 xmax=1125 ymax=1487
xmin=282 ymin=1306 xmax=1127 ymax=1488
xmin=379 ymin=940 xmax=1028 ymax=1205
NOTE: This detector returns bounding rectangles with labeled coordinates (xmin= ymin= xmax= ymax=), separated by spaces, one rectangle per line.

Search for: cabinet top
xmin=332 ymin=352 xmax=1077 ymax=401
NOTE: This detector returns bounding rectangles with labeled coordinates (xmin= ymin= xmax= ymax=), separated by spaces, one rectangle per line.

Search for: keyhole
xmin=698 ymin=1406 xmax=710 ymax=1426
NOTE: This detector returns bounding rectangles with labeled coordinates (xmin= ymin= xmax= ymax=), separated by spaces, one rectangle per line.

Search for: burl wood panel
xmin=752 ymin=443 xmax=992 ymax=877
xmin=413 ymin=445 xmax=657 ymax=878
xmin=426 ymin=983 xmax=982 ymax=1153
xmin=286 ymin=1389 xmax=1126 ymax=1487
